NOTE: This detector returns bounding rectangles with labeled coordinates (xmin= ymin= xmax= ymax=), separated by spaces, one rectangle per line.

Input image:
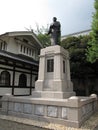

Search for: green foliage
xmin=87 ymin=0 xmax=98 ymax=63
xmin=37 ymin=33 xmax=51 ymax=47
xmin=61 ymin=35 xmax=97 ymax=78
xmin=26 ymin=24 xmax=51 ymax=47
xmin=34 ymin=24 xmax=51 ymax=47
xmin=87 ymin=39 xmax=98 ymax=63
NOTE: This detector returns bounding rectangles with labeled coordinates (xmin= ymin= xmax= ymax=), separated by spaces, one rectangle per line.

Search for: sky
xmin=0 ymin=0 xmax=95 ymax=36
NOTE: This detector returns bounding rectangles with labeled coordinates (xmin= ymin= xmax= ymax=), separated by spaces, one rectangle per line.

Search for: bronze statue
xmin=47 ymin=17 xmax=61 ymax=45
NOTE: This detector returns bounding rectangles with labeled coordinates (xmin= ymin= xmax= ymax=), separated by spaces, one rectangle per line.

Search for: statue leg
xmin=50 ymin=38 xmax=54 ymax=46
xmin=51 ymin=33 xmax=60 ymax=45
xmin=53 ymin=34 xmax=58 ymax=45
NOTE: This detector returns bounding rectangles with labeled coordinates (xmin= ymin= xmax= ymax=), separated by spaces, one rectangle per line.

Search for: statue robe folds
xmin=48 ymin=21 xmax=61 ymax=45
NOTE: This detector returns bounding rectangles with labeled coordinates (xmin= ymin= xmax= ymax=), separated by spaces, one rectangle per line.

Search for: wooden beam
xmin=30 ymin=69 xmax=33 ymax=95
xmin=12 ymin=65 xmax=15 ymax=95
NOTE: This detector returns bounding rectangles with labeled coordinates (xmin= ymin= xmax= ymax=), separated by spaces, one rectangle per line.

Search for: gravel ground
xmin=81 ymin=111 xmax=98 ymax=130
xmin=94 ymin=126 xmax=98 ymax=130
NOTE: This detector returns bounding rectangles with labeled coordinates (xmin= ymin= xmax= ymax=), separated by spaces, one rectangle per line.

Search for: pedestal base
xmin=35 ymin=79 xmax=74 ymax=91
xmin=32 ymin=91 xmax=75 ymax=99
xmin=1 ymin=95 xmax=97 ymax=128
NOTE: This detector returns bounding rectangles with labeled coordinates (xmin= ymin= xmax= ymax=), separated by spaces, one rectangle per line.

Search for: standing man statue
xmin=47 ymin=17 xmax=61 ymax=45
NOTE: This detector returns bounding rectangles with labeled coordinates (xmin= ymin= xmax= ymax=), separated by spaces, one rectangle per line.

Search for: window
xmin=3 ymin=41 xmax=7 ymax=50
xmin=0 ymin=41 xmax=7 ymax=51
xmin=29 ymin=49 xmax=31 ymax=56
xmin=0 ymin=42 xmax=3 ymax=50
xmin=47 ymin=59 xmax=54 ymax=72
xmin=24 ymin=46 xmax=26 ymax=53
xmin=20 ymin=45 xmax=23 ymax=52
xmin=63 ymin=60 xmax=65 ymax=73
xmin=32 ymin=50 xmax=34 ymax=56
xmin=19 ymin=44 xmax=36 ymax=58
xmin=0 ymin=71 xmax=10 ymax=86
xmin=19 ymin=74 xmax=27 ymax=87
xmin=27 ymin=48 xmax=28 ymax=55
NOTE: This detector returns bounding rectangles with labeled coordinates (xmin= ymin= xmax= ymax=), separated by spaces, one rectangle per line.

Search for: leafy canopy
xmin=34 ymin=24 xmax=51 ymax=47
xmin=61 ymin=35 xmax=96 ymax=78
xmin=87 ymin=0 xmax=98 ymax=63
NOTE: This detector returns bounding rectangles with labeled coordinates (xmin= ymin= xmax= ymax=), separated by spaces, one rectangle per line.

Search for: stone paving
xmin=0 ymin=111 xmax=98 ymax=130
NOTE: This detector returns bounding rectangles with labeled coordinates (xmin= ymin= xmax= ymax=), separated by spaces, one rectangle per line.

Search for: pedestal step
xmin=32 ymin=91 xmax=75 ymax=99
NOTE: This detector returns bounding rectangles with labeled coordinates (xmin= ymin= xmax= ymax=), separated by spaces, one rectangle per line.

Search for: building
xmin=61 ymin=29 xmax=91 ymax=40
xmin=0 ymin=31 xmax=42 ymax=96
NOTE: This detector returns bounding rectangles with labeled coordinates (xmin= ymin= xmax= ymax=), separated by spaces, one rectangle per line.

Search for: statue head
xmin=53 ymin=17 xmax=57 ymax=22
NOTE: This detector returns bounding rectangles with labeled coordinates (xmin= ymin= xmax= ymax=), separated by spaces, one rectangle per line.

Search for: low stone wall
xmin=1 ymin=94 xmax=98 ymax=128
xmin=0 ymin=115 xmax=47 ymax=130
xmin=1 ymin=111 xmax=98 ymax=130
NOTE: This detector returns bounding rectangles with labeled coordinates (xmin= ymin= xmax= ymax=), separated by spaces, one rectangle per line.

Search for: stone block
xmin=67 ymin=108 xmax=79 ymax=121
xmin=35 ymin=80 xmax=44 ymax=91
xmin=8 ymin=102 xmax=14 ymax=111
xmin=34 ymin=105 xmax=44 ymax=116
xmin=47 ymin=106 xmax=58 ymax=117
xmin=62 ymin=107 xmax=67 ymax=119
xmin=82 ymin=106 xmax=86 ymax=116
xmin=14 ymin=103 xmax=23 ymax=113
xmin=23 ymin=104 xmax=32 ymax=114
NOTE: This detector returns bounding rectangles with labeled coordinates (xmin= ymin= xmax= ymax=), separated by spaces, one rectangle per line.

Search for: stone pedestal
xmin=32 ymin=45 xmax=75 ymax=99
xmin=1 ymin=46 xmax=97 ymax=128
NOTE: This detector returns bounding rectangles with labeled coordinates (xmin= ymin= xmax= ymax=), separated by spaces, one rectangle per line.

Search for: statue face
xmin=53 ymin=17 xmax=57 ymax=22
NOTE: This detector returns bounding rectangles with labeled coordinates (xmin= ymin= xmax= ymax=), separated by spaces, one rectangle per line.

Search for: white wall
xmin=7 ymin=38 xmax=19 ymax=54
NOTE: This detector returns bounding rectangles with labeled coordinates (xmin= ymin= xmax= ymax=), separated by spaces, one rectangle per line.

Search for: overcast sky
xmin=0 ymin=0 xmax=95 ymax=36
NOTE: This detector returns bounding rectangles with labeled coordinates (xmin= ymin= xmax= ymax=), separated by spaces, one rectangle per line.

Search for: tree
xmin=87 ymin=0 xmax=98 ymax=63
xmin=37 ymin=33 xmax=51 ymax=47
xmin=61 ymin=35 xmax=91 ymax=78
xmin=61 ymin=35 xmax=97 ymax=96
xmin=26 ymin=24 xmax=51 ymax=47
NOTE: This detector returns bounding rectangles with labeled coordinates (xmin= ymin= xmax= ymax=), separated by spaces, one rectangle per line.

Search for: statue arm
xmin=47 ymin=25 xmax=53 ymax=35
